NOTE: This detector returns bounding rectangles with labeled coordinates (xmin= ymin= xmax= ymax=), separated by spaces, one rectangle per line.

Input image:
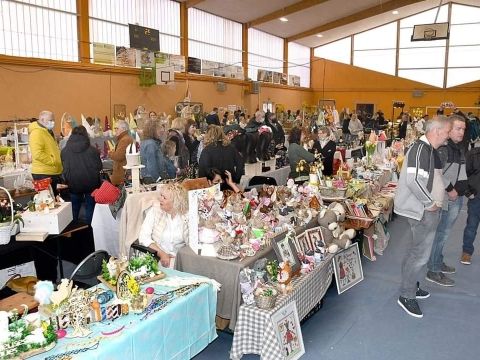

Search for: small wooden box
xmin=20 ymin=202 xmax=73 ymax=235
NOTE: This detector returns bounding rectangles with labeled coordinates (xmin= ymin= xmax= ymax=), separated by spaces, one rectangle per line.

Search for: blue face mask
xmin=45 ymin=120 xmax=55 ymax=130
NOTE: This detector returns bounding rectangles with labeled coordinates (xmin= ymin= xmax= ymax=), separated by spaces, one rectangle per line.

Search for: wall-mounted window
xmin=313 ymin=37 xmax=351 ymax=65
xmin=188 ymin=8 xmax=242 ymax=68
xmin=447 ymin=3 xmax=480 ymax=87
xmin=248 ymin=28 xmax=283 ymax=81
xmin=89 ymin=0 xmax=180 ymax=56
xmin=0 ymin=0 xmax=78 ymax=61
xmin=353 ymin=23 xmax=397 ymax=76
xmin=288 ymin=42 xmax=310 ymax=88
xmin=398 ymin=5 xmax=448 ymax=87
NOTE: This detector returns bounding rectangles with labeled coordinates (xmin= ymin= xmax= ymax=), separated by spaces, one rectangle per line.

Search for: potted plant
xmin=0 ymin=192 xmax=24 ymax=243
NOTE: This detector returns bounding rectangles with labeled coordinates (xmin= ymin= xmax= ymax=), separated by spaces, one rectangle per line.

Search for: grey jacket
xmin=394 ymin=136 xmax=445 ymax=221
xmin=437 ymin=139 xmax=468 ymax=209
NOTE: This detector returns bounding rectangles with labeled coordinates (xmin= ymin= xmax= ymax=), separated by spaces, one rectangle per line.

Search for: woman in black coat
xmin=312 ymin=126 xmax=337 ymax=176
xmin=198 ymin=125 xmax=244 ymax=185
xmin=61 ymin=126 xmax=102 ymax=223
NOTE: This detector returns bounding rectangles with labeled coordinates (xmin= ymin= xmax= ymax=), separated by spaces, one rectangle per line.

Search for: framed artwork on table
xmin=293 ymin=232 xmax=305 ymax=253
xmin=273 ymin=235 xmax=301 ymax=274
xmin=271 ymin=301 xmax=305 ymax=360
xmin=333 ymin=242 xmax=364 ymax=294
xmin=305 ymin=226 xmax=324 ymax=250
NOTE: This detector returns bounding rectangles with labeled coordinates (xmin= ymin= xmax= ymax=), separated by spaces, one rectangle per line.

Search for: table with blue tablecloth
xmin=31 ymin=268 xmax=218 ymax=360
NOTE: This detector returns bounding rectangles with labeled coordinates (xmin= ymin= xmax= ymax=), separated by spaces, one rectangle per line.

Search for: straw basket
xmin=254 ymin=293 xmax=278 ymax=310
xmin=0 ymin=186 xmax=14 ymax=245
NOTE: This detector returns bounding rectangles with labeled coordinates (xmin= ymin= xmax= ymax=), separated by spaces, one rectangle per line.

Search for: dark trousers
xmin=70 ymin=193 xmax=96 ymax=224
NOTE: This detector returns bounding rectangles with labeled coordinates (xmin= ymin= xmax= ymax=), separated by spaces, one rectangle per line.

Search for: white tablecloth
xmin=240 ymin=165 xmax=290 ymax=189
xmin=91 ymin=204 xmax=121 ymax=257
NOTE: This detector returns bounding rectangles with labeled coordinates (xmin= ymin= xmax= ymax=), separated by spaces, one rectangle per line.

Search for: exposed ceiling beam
xmin=247 ymin=0 xmax=330 ymax=28
xmin=287 ymin=0 xmax=424 ymax=42
xmin=186 ymin=0 xmax=205 ymax=8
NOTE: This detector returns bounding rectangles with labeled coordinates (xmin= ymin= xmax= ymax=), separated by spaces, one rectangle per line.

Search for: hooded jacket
xmin=61 ymin=134 xmax=102 ymax=194
xmin=394 ymin=135 xmax=445 ymax=221
xmin=28 ymin=121 xmax=63 ymax=175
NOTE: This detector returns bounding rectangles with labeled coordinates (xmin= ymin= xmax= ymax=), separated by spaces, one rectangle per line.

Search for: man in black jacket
xmin=265 ymin=113 xmax=285 ymax=151
xmin=205 ymin=107 xmax=220 ymax=126
xmin=426 ymin=115 xmax=467 ymax=286
xmin=461 ymin=145 xmax=480 ymax=265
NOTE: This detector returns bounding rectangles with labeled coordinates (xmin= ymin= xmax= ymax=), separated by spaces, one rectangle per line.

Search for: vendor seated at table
xmin=205 ymin=167 xmax=241 ymax=193
xmin=287 ymin=126 xmax=316 ymax=178
xmin=138 ymin=183 xmax=188 ymax=268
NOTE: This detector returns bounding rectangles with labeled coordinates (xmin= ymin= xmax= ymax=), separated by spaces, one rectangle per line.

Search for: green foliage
xmin=101 ymin=259 xmax=116 ymax=285
xmin=128 ymin=253 xmax=159 ymax=274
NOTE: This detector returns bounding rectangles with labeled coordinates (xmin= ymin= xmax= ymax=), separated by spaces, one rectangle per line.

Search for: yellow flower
xmin=127 ymin=276 xmax=140 ymax=296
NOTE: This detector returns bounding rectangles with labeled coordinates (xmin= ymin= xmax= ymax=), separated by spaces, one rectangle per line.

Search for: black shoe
xmin=440 ymin=263 xmax=456 ymax=274
xmin=398 ymin=296 xmax=423 ymax=318
xmin=416 ymin=284 xmax=430 ymax=299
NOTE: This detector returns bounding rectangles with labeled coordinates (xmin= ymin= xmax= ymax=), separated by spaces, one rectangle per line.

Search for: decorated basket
xmin=254 ymin=293 xmax=278 ymax=310
xmin=254 ymin=287 xmax=279 ymax=310
xmin=319 ymin=186 xmax=347 ymax=198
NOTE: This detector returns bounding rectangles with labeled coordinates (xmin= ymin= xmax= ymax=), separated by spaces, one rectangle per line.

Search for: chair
xmin=130 ymin=240 xmax=160 ymax=262
xmin=69 ymin=250 xmax=109 ymax=288
xmin=245 ymin=176 xmax=277 ymax=191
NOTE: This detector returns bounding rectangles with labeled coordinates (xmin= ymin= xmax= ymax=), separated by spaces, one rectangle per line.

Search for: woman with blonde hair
xmin=198 ymin=125 xmax=244 ymax=185
xmin=168 ymin=117 xmax=189 ymax=169
xmin=138 ymin=183 xmax=188 ymax=267
xmin=140 ymin=119 xmax=176 ymax=183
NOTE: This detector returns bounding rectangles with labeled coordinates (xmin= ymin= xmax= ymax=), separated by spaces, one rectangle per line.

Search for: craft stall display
xmin=2 ymin=266 xmax=218 ymax=360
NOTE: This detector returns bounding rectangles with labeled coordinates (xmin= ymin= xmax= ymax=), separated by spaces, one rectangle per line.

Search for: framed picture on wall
xmin=271 ymin=301 xmax=305 ymax=360
xmin=333 ymin=242 xmax=364 ymax=294
xmin=113 ymin=104 xmax=126 ymax=120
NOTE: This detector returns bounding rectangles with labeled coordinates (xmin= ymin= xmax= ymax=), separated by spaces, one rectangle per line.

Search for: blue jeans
xmin=462 ymin=196 xmax=480 ymax=255
xmin=427 ymin=196 xmax=464 ymax=272
xmin=400 ymin=210 xmax=441 ymax=299
xmin=70 ymin=193 xmax=96 ymax=224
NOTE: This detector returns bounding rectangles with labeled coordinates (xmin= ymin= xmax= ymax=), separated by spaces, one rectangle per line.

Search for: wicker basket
xmin=319 ymin=186 xmax=347 ymax=198
xmin=254 ymin=293 xmax=278 ymax=310
xmin=0 ymin=185 xmax=14 ymax=245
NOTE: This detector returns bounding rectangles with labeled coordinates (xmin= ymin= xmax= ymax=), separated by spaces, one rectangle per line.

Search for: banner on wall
xmin=93 ymin=43 xmax=115 ymax=65
xmin=115 ymin=46 xmax=136 ymax=67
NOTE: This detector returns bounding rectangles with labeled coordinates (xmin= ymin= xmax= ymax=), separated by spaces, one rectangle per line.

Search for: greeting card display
xmin=333 ymin=242 xmax=364 ymax=294
xmin=271 ymin=302 xmax=305 ymax=360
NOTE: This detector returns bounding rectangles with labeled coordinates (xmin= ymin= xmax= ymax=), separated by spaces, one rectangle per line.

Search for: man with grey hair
xmin=394 ymin=115 xmax=451 ymax=318
xmin=426 ymin=115 xmax=467 ymax=286
xmin=28 ymin=110 xmax=63 ymax=195
xmin=109 ymin=120 xmax=134 ymax=185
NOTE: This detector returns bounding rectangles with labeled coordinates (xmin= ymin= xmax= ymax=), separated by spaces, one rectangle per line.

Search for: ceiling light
xmin=392 ymin=10 xmax=399 ymax=15
xmin=279 ymin=17 xmax=288 ymax=22
xmin=316 ymin=34 xmax=323 ymax=38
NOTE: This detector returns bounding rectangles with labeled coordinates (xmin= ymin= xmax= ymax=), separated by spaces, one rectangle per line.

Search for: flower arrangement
xmin=0 ymin=197 xmax=23 ymax=226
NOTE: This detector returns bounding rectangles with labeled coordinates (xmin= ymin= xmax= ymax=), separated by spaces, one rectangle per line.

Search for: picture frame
xmin=293 ymin=233 xmax=305 ymax=253
xmin=113 ymin=104 xmax=126 ymax=120
xmin=273 ymin=234 xmax=301 ymax=274
xmin=271 ymin=301 xmax=305 ymax=360
xmin=333 ymin=242 xmax=364 ymax=294
xmin=304 ymin=226 xmax=324 ymax=250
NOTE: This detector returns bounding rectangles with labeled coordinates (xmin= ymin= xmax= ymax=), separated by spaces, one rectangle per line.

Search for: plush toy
xmin=328 ymin=202 xmax=346 ymax=222
xmin=253 ymin=258 xmax=268 ymax=282
xmin=317 ymin=207 xmax=356 ymax=253
xmin=239 ymin=268 xmax=256 ymax=305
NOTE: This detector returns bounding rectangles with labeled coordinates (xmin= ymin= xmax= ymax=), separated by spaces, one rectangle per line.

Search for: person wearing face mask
xmin=312 ymin=126 xmax=336 ymax=176
xmin=29 ymin=110 xmax=63 ymax=195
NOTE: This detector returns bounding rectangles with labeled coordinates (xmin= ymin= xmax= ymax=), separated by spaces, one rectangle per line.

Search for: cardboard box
xmin=20 ymin=202 xmax=73 ymax=234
